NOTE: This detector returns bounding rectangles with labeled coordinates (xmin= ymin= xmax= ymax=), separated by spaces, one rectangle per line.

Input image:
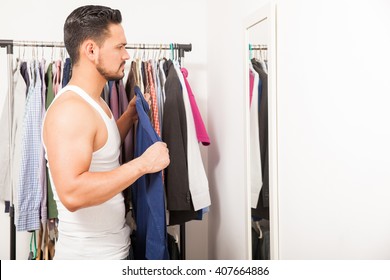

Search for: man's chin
xmin=105 ymin=73 xmax=125 ymax=81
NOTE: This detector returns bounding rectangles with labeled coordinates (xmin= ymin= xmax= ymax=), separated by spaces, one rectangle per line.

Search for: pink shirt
xmin=180 ymin=68 xmax=210 ymax=146
xmin=250 ymin=70 xmax=255 ymax=106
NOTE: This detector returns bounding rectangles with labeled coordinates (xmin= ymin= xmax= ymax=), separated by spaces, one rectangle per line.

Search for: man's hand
xmin=140 ymin=141 xmax=170 ymax=174
xmin=125 ymin=93 xmax=151 ymax=123
xmin=125 ymin=95 xmax=138 ymax=123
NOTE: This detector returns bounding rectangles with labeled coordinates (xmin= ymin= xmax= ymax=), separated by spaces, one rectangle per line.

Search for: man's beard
xmin=96 ymin=62 xmax=125 ymax=81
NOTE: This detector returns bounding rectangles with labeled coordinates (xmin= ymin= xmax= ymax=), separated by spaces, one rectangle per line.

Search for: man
xmin=42 ymin=5 xmax=170 ymax=260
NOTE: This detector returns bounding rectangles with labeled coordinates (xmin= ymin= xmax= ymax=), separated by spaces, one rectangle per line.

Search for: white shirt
xmin=249 ymin=64 xmax=263 ymax=208
xmin=173 ymin=60 xmax=211 ymax=211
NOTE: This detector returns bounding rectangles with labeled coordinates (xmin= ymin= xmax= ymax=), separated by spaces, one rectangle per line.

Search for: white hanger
xmin=255 ymin=221 xmax=263 ymax=239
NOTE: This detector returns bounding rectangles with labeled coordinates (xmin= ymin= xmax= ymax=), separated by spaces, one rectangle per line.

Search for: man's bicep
xmin=44 ymin=104 xmax=95 ymax=193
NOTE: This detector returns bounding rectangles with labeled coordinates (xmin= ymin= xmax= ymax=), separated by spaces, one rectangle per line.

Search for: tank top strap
xmin=58 ymin=85 xmax=112 ymax=120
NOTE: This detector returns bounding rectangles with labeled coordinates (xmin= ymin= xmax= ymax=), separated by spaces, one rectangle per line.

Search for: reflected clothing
xmin=253 ymin=59 xmax=268 ymax=206
xmin=251 ymin=58 xmax=269 ymax=219
xmin=131 ymin=86 xmax=169 ymax=260
xmin=249 ymin=67 xmax=262 ymax=208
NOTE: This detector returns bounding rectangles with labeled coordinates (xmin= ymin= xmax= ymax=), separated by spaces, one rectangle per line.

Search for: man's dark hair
xmin=64 ymin=5 xmax=122 ymax=64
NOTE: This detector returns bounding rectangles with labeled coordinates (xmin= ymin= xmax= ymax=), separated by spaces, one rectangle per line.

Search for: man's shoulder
xmin=44 ymin=91 xmax=97 ymax=129
xmin=48 ymin=91 xmax=96 ymax=118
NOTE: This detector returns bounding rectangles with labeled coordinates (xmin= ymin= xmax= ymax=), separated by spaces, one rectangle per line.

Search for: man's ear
xmin=82 ymin=40 xmax=97 ymax=62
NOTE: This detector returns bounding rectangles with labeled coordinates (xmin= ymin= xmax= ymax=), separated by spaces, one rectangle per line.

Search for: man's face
xmin=96 ymin=23 xmax=129 ymax=81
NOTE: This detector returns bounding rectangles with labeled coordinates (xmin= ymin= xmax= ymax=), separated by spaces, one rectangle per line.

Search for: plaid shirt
xmin=147 ymin=63 xmax=161 ymax=137
xmin=17 ymin=61 xmax=43 ymax=231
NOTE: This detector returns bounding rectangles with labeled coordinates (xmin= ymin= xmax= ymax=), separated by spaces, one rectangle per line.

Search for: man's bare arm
xmin=43 ymin=95 xmax=169 ymax=212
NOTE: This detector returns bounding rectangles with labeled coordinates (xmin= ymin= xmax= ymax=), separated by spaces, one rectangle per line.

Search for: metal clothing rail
xmin=249 ymin=44 xmax=268 ymax=50
xmin=0 ymin=39 xmax=191 ymax=260
xmin=0 ymin=40 xmax=192 ymax=58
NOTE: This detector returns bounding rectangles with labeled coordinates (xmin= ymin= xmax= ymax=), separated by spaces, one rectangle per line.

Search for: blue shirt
xmin=132 ymin=86 xmax=169 ymax=260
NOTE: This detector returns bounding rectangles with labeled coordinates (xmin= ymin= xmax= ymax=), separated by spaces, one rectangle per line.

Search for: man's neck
xmin=67 ymin=66 xmax=107 ymax=101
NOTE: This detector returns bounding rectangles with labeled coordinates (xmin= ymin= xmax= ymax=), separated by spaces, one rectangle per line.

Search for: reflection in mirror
xmin=248 ymin=16 xmax=270 ymax=260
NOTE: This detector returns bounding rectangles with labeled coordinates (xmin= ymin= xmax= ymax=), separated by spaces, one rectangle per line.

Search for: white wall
xmin=0 ymin=0 xmax=209 ymax=260
xmin=276 ymin=0 xmax=390 ymax=259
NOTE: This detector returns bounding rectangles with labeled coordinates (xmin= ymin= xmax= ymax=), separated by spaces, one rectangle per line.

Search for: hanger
xmin=60 ymin=47 xmax=65 ymax=61
xmin=32 ymin=43 xmax=36 ymax=61
xmin=174 ymin=232 xmax=179 ymax=244
xmin=155 ymin=44 xmax=160 ymax=60
xmin=50 ymin=45 xmax=54 ymax=62
xmin=170 ymin=43 xmax=174 ymax=60
xmin=41 ymin=43 xmax=45 ymax=60
xmin=255 ymin=221 xmax=263 ymax=239
xmin=133 ymin=45 xmax=138 ymax=60
xmin=142 ymin=44 xmax=146 ymax=61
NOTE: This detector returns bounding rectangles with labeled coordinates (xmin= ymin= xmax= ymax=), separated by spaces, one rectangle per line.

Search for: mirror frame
xmin=244 ymin=0 xmax=279 ymax=260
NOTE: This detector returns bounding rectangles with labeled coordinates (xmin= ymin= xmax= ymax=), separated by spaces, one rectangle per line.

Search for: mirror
xmin=245 ymin=1 xmax=277 ymax=260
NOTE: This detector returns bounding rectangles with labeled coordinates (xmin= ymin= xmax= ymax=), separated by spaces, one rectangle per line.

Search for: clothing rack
xmin=0 ymin=40 xmax=192 ymax=64
xmin=249 ymin=43 xmax=268 ymax=50
xmin=0 ymin=39 xmax=191 ymax=260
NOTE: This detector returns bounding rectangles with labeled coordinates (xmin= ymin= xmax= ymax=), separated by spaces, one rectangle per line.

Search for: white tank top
xmin=42 ymin=85 xmax=130 ymax=260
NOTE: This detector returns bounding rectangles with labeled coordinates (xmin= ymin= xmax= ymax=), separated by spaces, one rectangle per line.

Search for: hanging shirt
xmin=174 ymin=61 xmax=210 ymax=211
xmin=20 ymin=61 xmax=30 ymax=91
xmin=8 ymin=61 xmax=27 ymax=219
xmin=157 ymin=59 xmax=167 ymax=130
xmin=125 ymin=60 xmax=137 ymax=101
xmin=17 ymin=60 xmax=43 ymax=231
xmin=45 ymin=62 xmax=58 ymax=219
xmin=132 ymin=86 xmax=169 ymax=260
xmin=180 ymin=67 xmax=210 ymax=146
xmin=53 ymin=60 xmax=62 ymax=95
xmin=109 ymin=81 xmax=120 ymax=121
xmin=147 ymin=62 xmax=161 ymax=136
xmin=43 ymin=85 xmax=130 ymax=259
xmin=0 ymin=70 xmax=11 ymax=202
xmin=39 ymin=59 xmax=47 ymax=224
xmin=251 ymin=59 xmax=270 ymax=220
xmin=162 ymin=60 xmax=191 ymax=212
xmin=250 ymin=70 xmax=254 ymax=106
xmin=117 ymin=79 xmax=133 ymax=164
xmin=0 ymin=60 xmax=27 ymax=204
xmin=62 ymin=58 xmax=72 ymax=87
xmin=249 ymin=65 xmax=263 ymax=208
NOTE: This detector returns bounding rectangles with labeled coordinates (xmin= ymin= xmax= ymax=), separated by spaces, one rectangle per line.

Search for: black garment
xmin=252 ymin=227 xmax=262 ymax=260
xmin=122 ymin=245 xmax=135 ymax=260
xmin=162 ymin=60 xmax=190 ymax=211
xmin=167 ymin=234 xmax=180 ymax=260
xmin=125 ymin=61 xmax=137 ymax=101
xmin=162 ymin=60 xmax=198 ymax=224
xmin=169 ymin=210 xmax=200 ymax=226
xmin=123 ymin=62 xmax=138 ymax=214
xmin=252 ymin=220 xmax=270 ymax=260
xmin=20 ymin=61 xmax=30 ymax=92
xmin=251 ymin=59 xmax=269 ymax=219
